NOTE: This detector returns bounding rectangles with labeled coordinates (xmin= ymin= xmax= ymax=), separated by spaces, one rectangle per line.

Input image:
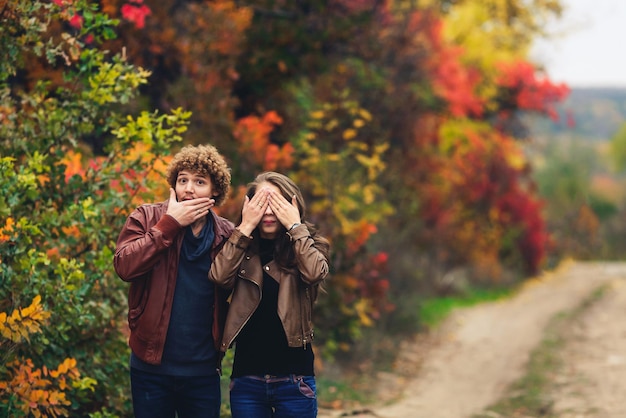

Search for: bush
xmin=0 ymin=1 xmax=189 ymax=415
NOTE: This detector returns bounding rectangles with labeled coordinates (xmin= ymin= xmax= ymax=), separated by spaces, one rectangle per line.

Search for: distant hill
xmin=525 ymin=87 xmax=626 ymax=141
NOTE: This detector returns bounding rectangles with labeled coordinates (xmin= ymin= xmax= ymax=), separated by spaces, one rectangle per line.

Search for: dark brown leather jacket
xmin=114 ymin=200 xmax=234 ymax=366
xmin=209 ymin=226 xmax=329 ymax=352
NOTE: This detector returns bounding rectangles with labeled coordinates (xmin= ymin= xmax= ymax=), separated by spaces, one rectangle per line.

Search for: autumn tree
xmin=3 ymin=0 xmax=573 ymax=373
xmin=0 ymin=1 xmax=189 ymax=415
xmin=205 ymin=0 xmax=569 ymax=345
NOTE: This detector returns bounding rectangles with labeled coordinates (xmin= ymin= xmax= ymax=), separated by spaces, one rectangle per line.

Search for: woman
xmin=209 ymin=171 xmax=330 ymax=418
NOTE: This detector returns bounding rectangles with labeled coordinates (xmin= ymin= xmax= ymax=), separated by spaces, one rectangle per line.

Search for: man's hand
xmin=165 ymin=188 xmax=214 ymax=227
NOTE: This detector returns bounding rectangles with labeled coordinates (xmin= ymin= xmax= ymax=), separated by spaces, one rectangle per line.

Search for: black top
xmin=231 ymin=238 xmax=314 ymax=377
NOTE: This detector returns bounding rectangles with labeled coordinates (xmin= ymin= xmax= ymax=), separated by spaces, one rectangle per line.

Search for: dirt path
xmin=319 ymin=261 xmax=626 ymax=418
xmin=550 ymin=268 xmax=626 ymax=417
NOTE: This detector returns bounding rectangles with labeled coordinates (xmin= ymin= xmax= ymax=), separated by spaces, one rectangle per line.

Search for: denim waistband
xmin=243 ymin=374 xmax=305 ymax=383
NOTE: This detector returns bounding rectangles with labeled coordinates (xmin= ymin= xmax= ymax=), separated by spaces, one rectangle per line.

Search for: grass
xmin=418 ymin=286 xmax=513 ymax=328
xmin=316 ymin=374 xmax=372 ymax=409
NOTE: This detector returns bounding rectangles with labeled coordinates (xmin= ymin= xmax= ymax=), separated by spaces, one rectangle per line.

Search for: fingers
xmin=166 ymin=192 xmax=215 ymax=227
xmin=268 ymin=190 xmax=293 ymax=210
xmin=239 ymin=193 xmax=266 ymax=235
xmin=268 ymin=191 xmax=300 ymax=228
xmin=246 ymin=189 xmax=269 ymax=212
xmin=243 ymin=193 xmax=266 ymax=219
xmin=254 ymin=190 xmax=268 ymax=210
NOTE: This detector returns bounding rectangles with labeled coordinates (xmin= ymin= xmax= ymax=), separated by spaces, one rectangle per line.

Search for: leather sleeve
xmin=114 ymin=205 xmax=182 ymax=281
xmin=209 ymin=228 xmax=251 ymax=289
xmin=287 ymin=225 xmax=329 ymax=285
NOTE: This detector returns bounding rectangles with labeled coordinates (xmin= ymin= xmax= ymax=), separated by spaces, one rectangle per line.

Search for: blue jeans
xmin=130 ymin=367 xmax=221 ymax=418
xmin=229 ymin=375 xmax=317 ymax=418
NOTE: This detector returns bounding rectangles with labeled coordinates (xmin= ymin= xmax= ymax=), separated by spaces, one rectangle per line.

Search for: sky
xmin=530 ymin=0 xmax=626 ymax=88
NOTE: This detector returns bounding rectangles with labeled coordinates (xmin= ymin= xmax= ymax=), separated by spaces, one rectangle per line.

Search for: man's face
xmin=175 ymin=170 xmax=215 ymax=201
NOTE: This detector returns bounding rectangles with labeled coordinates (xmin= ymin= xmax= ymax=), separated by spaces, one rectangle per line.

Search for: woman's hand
xmin=238 ymin=189 xmax=268 ymax=236
xmin=268 ymin=190 xmax=301 ymax=230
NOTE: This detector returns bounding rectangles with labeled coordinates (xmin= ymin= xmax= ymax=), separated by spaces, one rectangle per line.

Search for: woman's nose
xmin=264 ymin=204 xmax=273 ymax=214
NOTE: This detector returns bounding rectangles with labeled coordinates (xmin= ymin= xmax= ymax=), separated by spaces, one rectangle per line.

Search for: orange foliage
xmin=58 ymin=150 xmax=86 ymax=182
xmin=418 ymin=126 xmax=548 ymax=274
xmin=432 ymin=48 xmax=484 ymax=117
xmin=0 ymin=217 xmax=15 ymax=243
xmin=99 ymin=0 xmax=252 ymax=141
xmin=233 ymin=111 xmax=295 ymax=171
xmin=346 ymin=221 xmax=377 ymax=256
xmin=0 ymin=296 xmax=50 ymax=343
xmin=0 ymin=358 xmax=80 ymax=417
xmin=495 ymin=61 xmax=570 ymax=121
xmin=205 ymin=1 xmax=254 ymax=55
xmin=426 ymin=18 xmax=484 ymax=117
xmin=1 ymin=297 xmax=82 ymax=416
xmin=57 ymin=143 xmax=171 ymax=205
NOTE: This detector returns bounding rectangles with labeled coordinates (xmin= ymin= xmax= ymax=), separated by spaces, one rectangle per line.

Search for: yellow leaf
xmin=10 ymin=309 xmax=21 ymax=321
xmin=57 ymin=362 xmax=68 ymax=375
xmin=325 ymin=119 xmax=338 ymax=131
xmin=354 ymin=299 xmax=373 ymax=327
xmin=19 ymin=327 xmax=31 ymax=342
xmin=342 ymin=129 xmax=357 ymax=140
xmin=1 ymin=327 xmax=13 ymax=339
xmin=505 ymin=149 xmax=526 ymax=170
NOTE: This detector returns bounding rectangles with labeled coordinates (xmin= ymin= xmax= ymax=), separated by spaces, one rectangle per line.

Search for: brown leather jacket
xmin=113 ymin=200 xmax=234 ymax=366
xmin=209 ymin=227 xmax=329 ymax=352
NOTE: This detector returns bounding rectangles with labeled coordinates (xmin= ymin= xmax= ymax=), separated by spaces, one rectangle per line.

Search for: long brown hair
xmin=243 ymin=172 xmax=330 ymax=269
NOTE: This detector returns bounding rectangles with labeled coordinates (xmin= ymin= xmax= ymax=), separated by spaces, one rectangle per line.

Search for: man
xmin=114 ymin=144 xmax=234 ymax=418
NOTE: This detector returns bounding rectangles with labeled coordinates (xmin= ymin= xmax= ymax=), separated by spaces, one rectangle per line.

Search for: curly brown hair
xmin=166 ymin=144 xmax=231 ymax=206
